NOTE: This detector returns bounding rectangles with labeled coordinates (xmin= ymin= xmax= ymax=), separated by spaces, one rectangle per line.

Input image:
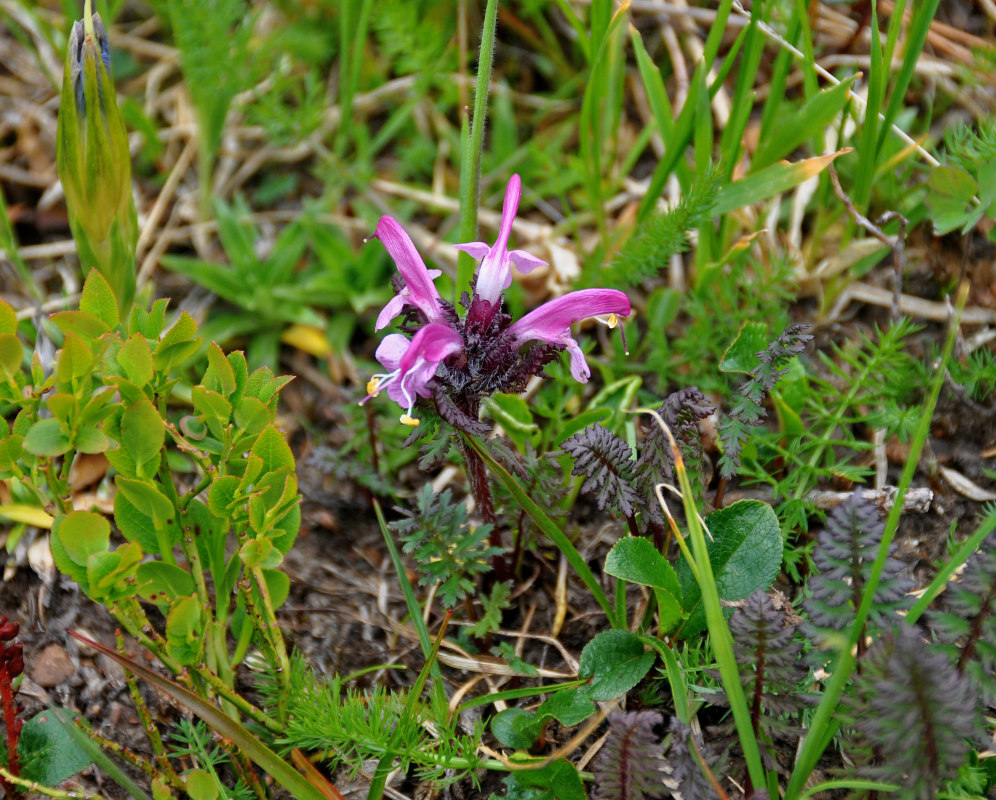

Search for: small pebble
xmin=32 ymin=643 xmax=76 ymax=688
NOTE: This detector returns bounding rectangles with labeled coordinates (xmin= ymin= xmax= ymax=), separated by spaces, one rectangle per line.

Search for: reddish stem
xmin=463 ymin=443 xmax=510 ymax=581
xmin=0 ymin=665 xmax=20 ymax=788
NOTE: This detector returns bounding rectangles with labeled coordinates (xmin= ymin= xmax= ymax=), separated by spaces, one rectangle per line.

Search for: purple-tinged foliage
xmin=718 ymin=323 xmax=812 ymax=479
xmin=594 ymin=710 xmax=667 ymax=800
xmin=929 ymin=532 xmax=996 ymax=706
xmin=804 ymin=491 xmax=910 ymax=647
xmin=852 ymin=624 xmax=978 ymax=799
xmin=365 ymin=175 xmax=631 ymax=429
xmin=561 ymin=389 xmax=713 ymax=531
xmin=633 ymin=387 xmax=715 ymax=525
xmin=664 ymin=717 xmax=725 ymax=799
xmin=562 ymin=424 xmax=641 ymax=518
xmin=713 ymin=590 xmax=817 ymax=771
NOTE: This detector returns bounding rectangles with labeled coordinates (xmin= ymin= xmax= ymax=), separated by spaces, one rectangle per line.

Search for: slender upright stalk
xmin=456 ymin=0 xmax=499 ymax=296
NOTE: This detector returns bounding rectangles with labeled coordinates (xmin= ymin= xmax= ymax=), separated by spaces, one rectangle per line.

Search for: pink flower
xmin=506 ymin=289 xmax=631 ymax=383
xmin=454 ymin=174 xmax=547 ymax=307
xmin=362 ymin=323 xmax=463 ymax=425
xmin=373 ymin=216 xmax=444 ymax=330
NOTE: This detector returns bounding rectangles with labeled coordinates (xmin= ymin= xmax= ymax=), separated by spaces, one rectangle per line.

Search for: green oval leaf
xmin=24 ymin=418 xmax=71 ymax=457
xmin=166 ymin=595 xmax=205 ymax=665
xmin=578 ymin=630 xmax=655 ymax=701
xmin=676 ymin=499 xmax=782 ymax=638
xmin=491 ymin=708 xmax=543 ymax=750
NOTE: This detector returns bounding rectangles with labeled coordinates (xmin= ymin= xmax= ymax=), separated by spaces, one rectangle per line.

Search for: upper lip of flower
xmin=373 ymin=216 xmax=445 ymax=330
xmin=505 ymin=288 xmax=631 ymax=382
xmin=362 ymin=323 xmax=464 ymax=424
xmin=453 ymin=174 xmax=547 ymax=307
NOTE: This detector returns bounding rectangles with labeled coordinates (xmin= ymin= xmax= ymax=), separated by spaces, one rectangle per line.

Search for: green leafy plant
xmin=391 ymin=484 xmax=505 ymax=610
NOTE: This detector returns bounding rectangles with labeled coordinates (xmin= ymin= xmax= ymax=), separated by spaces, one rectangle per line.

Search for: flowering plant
xmin=363 ymin=174 xmax=631 ymax=433
xmin=56 ymin=0 xmax=137 ymax=315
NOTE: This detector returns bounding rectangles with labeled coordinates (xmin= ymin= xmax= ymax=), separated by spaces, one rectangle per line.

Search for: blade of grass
xmin=462 ymin=433 xmax=616 ymax=624
xmin=905 ymin=503 xmax=996 ymax=624
xmin=579 ymin=0 xmax=629 ymax=255
xmin=637 ymin=409 xmax=767 ymax=792
xmin=335 ymin=0 xmax=373 ymax=157
xmin=66 ymin=632 xmax=339 ymax=800
xmin=373 ymin=498 xmax=437 ymax=670
xmin=752 ymin=76 xmax=857 ymax=171
xmin=718 ymin=0 xmax=767 ymax=178
xmin=712 ymin=149 xmax=851 ymax=216
xmin=458 ymin=680 xmax=587 ymax=713
xmin=367 ymin=612 xmax=451 ymax=800
xmin=48 ymin=708 xmax=152 ymax=800
xmin=876 ymin=0 xmax=939 ymax=156
xmin=639 ymin=635 xmax=689 ymax=724
xmin=784 ymin=282 xmax=969 ymax=800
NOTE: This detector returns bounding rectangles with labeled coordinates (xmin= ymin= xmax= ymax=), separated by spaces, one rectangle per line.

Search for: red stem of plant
xmin=0 ymin=664 xmax=20 ymax=786
xmin=463 ymin=444 xmax=510 ymax=581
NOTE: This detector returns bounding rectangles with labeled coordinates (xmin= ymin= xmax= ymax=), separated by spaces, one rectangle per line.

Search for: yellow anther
xmin=400 ymin=414 xmax=421 ymax=427
xmin=607 ymin=314 xmax=619 ymax=329
xmin=366 ymin=378 xmax=382 ymax=396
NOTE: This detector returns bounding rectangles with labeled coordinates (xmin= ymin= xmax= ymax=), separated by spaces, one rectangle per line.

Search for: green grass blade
xmin=462 ymin=434 xmax=615 ymax=623
xmin=639 ymin=635 xmax=689 ymax=724
xmin=640 ymin=410 xmax=767 ymax=791
xmin=373 ymin=498 xmax=436 ymax=669
xmin=752 ymin=76 xmax=857 ymax=171
xmin=67 ymin=632 xmax=337 ymax=800
xmin=48 ymin=708 xmax=152 ymax=800
xmin=875 ymin=0 xmax=940 ymax=156
xmin=906 ymin=504 xmax=996 ymax=624
xmin=712 ymin=149 xmax=850 ymax=216
xmin=852 ymin=2 xmax=885 ymax=208
xmin=784 ymin=284 xmax=968 ymax=799
xmin=719 ymin=0 xmax=766 ymax=177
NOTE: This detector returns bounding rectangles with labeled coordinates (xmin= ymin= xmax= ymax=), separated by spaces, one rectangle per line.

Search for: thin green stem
xmin=784 ymin=283 xmax=968 ymax=799
xmin=457 ymin=0 xmax=499 ymax=297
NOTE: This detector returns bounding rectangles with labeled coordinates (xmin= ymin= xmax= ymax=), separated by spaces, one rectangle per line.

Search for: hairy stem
xmin=462 ymin=443 xmax=509 ymax=581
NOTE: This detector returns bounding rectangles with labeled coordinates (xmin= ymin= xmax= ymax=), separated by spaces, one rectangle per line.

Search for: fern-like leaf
xmin=594 ymin=710 xmax=667 ymax=800
xmin=718 ymin=323 xmax=813 ymax=478
xmin=929 ymin=532 xmax=996 ymax=706
xmin=562 ymin=424 xmax=641 ymax=517
xmin=852 ymin=624 xmax=978 ymax=798
xmin=804 ymin=491 xmax=911 ymax=647
xmin=610 ymin=166 xmax=723 ymax=288
xmin=663 ymin=717 xmax=724 ymax=800
xmin=633 ymin=388 xmax=715 ymax=523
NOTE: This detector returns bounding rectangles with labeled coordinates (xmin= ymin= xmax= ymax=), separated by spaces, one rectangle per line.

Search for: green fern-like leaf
xmin=609 ymin=166 xmax=723 ymax=288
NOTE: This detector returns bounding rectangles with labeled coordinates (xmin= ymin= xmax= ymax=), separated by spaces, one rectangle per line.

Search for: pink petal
xmin=507 ymin=289 xmax=631 ymax=343
xmin=495 ymin=174 xmax=522 ymax=254
xmin=375 ymin=294 xmax=406 ymax=331
xmin=375 ymin=334 xmax=411 ymax=371
xmin=374 ymin=216 xmax=442 ymax=322
xmin=566 ymin=341 xmax=590 ymax=383
xmin=453 ymin=242 xmax=491 ymax=259
xmin=509 ymin=249 xmax=547 ymax=274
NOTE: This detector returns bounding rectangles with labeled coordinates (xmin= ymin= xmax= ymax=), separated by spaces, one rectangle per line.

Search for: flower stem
xmin=462 ymin=442 xmax=509 ymax=581
xmin=456 ymin=0 xmax=499 ymax=297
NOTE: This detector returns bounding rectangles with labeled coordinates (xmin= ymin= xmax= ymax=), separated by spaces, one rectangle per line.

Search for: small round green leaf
xmin=492 ymin=708 xmax=543 ymax=750
xmin=24 ymin=418 xmax=71 ymax=457
xmin=578 ymin=630 xmax=655 ymax=702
